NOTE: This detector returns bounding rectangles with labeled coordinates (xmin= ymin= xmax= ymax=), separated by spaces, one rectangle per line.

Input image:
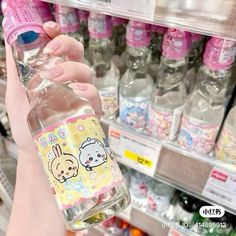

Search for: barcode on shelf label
xmin=82 ymin=0 xmax=156 ymax=20
xmin=202 ymin=168 xmax=236 ymax=210
xmin=109 ymin=124 xmax=161 ymax=176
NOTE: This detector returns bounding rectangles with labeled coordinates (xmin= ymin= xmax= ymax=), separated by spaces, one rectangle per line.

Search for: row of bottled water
xmin=6 ymin=2 xmax=236 ymax=166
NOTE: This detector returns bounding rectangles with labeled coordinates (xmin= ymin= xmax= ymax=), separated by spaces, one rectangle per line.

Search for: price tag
xmin=202 ymin=167 xmax=236 ymax=210
xmin=79 ymin=0 xmax=156 ymax=20
xmin=109 ymin=124 xmax=161 ymax=177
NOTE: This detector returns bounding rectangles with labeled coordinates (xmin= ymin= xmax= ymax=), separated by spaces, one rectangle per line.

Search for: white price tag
xmin=202 ymin=168 xmax=236 ymax=210
xmin=168 ymin=228 xmax=186 ymax=236
xmin=109 ymin=124 xmax=161 ymax=177
xmin=80 ymin=0 xmax=156 ymax=20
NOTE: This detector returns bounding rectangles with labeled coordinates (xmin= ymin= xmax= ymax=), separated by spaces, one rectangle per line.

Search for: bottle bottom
xmin=64 ymin=183 xmax=130 ymax=231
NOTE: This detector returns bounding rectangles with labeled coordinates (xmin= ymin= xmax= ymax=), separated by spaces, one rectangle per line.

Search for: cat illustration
xmin=79 ymin=138 xmax=107 ymax=171
xmin=50 ymin=144 xmax=79 ymax=183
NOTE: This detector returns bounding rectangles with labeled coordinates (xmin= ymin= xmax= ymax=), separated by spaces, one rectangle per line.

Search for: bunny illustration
xmin=50 ymin=144 xmax=79 ymax=183
xmin=79 ymin=138 xmax=108 ymax=171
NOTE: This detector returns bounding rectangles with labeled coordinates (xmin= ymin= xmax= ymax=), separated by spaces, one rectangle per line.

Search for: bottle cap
xmin=88 ymin=12 xmax=112 ymax=39
xmin=162 ymin=28 xmax=191 ymax=60
xmin=112 ymin=17 xmax=128 ymax=26
xmin=2 ymin=0 xmax=44 ymax=46
xmin=78 ymin=9 xmax=89 ymax=23
xmin=126 ymin=21 xmax=151 ymax=48
xmin=31 ymin=0 xmax=53 ymax=23
xmin=54 ymin=4 xmax=80 ymax=33
xmin=151 ymin=25 xmax=167 ymax=34
xmin=203 ymin=37 xmax=236 ymax=70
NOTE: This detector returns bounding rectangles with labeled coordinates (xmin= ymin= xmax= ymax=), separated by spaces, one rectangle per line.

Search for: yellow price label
xmin=124 ymin=150 xmax=153 ymax=168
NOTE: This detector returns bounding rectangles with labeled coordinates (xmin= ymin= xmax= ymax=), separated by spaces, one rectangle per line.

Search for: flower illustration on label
xmin=79 ymin=138 xmax=108 ymax=171
xmin=48 ymin=134 xmax=57 ymax=144
xmin=50 ymin=144 xmax=79 ymax=183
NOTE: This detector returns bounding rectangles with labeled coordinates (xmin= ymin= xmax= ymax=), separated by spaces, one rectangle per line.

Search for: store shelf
xmin=44 ymin=0 xmax=236 ymax=40
xmin=102 ymin=118 xmax=236 ymax=216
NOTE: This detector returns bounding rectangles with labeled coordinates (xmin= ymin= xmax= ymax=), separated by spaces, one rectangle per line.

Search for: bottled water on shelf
xmin=119 ymin=21 xmax=153 ymax=131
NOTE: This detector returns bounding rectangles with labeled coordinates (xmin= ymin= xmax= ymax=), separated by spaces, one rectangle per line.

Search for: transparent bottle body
xmin=13 ymin=34 xmax=130 ymax=231
xmin=119 ymin=46 xmax=153 ymax=131
xmin=89 ymin=38 xmax=120 ymax=119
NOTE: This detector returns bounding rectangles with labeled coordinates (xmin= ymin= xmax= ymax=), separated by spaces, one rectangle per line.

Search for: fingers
xmin=69 ymin=83 xmax=103 ymax=117
xmin=43 ymin=35 xmax=84 ymax=62
xmin=41 ymin=61 xmax=92 ymax=84
xmin=43 ymin=21 xmax=61 ymax=38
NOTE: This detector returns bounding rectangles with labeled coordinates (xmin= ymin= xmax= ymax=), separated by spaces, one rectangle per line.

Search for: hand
xmin=5 ymin=21 xmax=102 ymax=158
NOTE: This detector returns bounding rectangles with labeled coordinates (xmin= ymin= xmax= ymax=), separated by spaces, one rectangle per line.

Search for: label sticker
xmin=202 ymin=168 xmax=236 ymax=211
xmin=34 ymin=115 xmax=123 ymax=210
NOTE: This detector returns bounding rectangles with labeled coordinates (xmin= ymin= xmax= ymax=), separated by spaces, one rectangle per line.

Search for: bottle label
xmin=148 ymin=192 xmax=170 ymax=213
xmin=99 ymin=90 xmax=118 ymax=117
xmin=178 ymin=115 xmax=220 ymax=154
xmin=215 ymin=128 xmax=236 ymax=164
xmin=130 ymin=178 xmax=148 ymax=199
xmin=88 ymin=15 xmax=112 ymax=39
xmin=162 ymin=28 xmax=191 ymax=60
xmin=126 ymin=21 xmax=151 ymax=48
xmin=147 ymin=105 xmax=183 ymax=141
xmin=33 ymin=114 xmax=124 ymax=210
xmin=3 ymin=0 xmax=44 ymax=45
xmin=204 ymin=38 xmax=236 ymax=70
xmin=119 ymin=95 xmax=149 ymax=130
xmin=55 ymin=6 xmax=80 ymax=33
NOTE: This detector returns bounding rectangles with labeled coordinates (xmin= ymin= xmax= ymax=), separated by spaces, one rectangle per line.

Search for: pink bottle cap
xmin=2 ymin=0 xmax=45 ymax=45
xmin=31 ymin=0 xmax=53 ymax=23
xmin=88 ymin=12 xmax=112 ymax=39
xmin=151 ymin=25 xmax=167 ymax=34
xmin=162 ymin=28 xmax=191 ymax=60
xmin=190 ymin=32 xmax=203 ymax=42
xmin=112 ymin=17 xmax=128 ymax=26
xmin=54 ymin=4 xmax=80 ymax=33
xmin=78 ymin=9 xmax=89 ymax=23
xmin=203 ymin=37 xmax=236 ymax=71
xmin=126 ymin=21 xmax=151 ymax=48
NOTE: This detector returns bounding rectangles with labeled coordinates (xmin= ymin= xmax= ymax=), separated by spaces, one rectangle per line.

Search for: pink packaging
xmin=190 ymin=32 xmax=203 ymax=42
xmin=88 ymin=13 xmax=112 ymax=39
xmin=2 ymin=0 xmax=45 ymax=45
xmin=31 ymin=0 xmax=53 ymax=23
xmin=126 ymin=21 xmax=151 ymax=48
xmin=162 ymin=28 xmax=191 ymax=60
xmin=78 ymin=9 xmax=89 ymax=23
xmin=203 ymin=37 xmax=236 ymax=70
xmin=151 ymin=25 xmax=167 ymax=34
xmin=54 ymin=4 xmax=80 ymax=33
xmin=112 ymin=17 xmax=128 ymax=26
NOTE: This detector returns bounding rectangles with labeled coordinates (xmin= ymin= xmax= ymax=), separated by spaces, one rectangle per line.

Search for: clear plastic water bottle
xmin=119 ymin=21 xmax=153 ymax=131
xmin=77 ymin=9 xmax=90 ymax=63
xmin=146 ymin=28 xmax=190 ymax=141
xmin=88 ymin=12 xmax=120 ymax=119
xmin=31 ymin=0 xmax=53 ymax=23
xmin=54 ymin=4 xmax=83 ymax=43
xmin=3 ymin=0 xmax=130 ymax=231
xmin=215 ymin=105 xmax=236 ymax=165
xmin=148 ymin=25 xmax=166 ymax=81
xmin=111 ymin=17 xmax=128 ymax=75
xmin=184 ymin=32 xmax=204 ymax=94
xmin=178 ymin=37 xmax=236 ymax=154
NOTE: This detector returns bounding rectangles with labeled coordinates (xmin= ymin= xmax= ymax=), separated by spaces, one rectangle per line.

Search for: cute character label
xmin=50 ymin=144 xmax=79 ymax=183
xmin=34 ymin=114 xmax=124 ymax=210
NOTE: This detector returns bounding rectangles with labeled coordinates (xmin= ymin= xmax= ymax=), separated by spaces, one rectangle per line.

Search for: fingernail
xmin=41 ymin=66 xmax=64 ymax=79
xmin=44 ymin=21 xmax=57 ymax=29
xmin=43 ymin=39 xmax=61 ymax=54
xmin=74 ymin=83 xmax=88 ymax=91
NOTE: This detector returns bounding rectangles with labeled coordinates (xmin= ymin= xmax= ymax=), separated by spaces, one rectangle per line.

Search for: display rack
xmin=102 ymin=118 xmax=236 ymax=216
xmin=44 ymin=0 xmax=236 ymax=40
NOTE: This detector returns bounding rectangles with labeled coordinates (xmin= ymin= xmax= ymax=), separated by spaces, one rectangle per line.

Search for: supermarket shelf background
xmin=44 ymin=0 xmax=236 ymax=40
